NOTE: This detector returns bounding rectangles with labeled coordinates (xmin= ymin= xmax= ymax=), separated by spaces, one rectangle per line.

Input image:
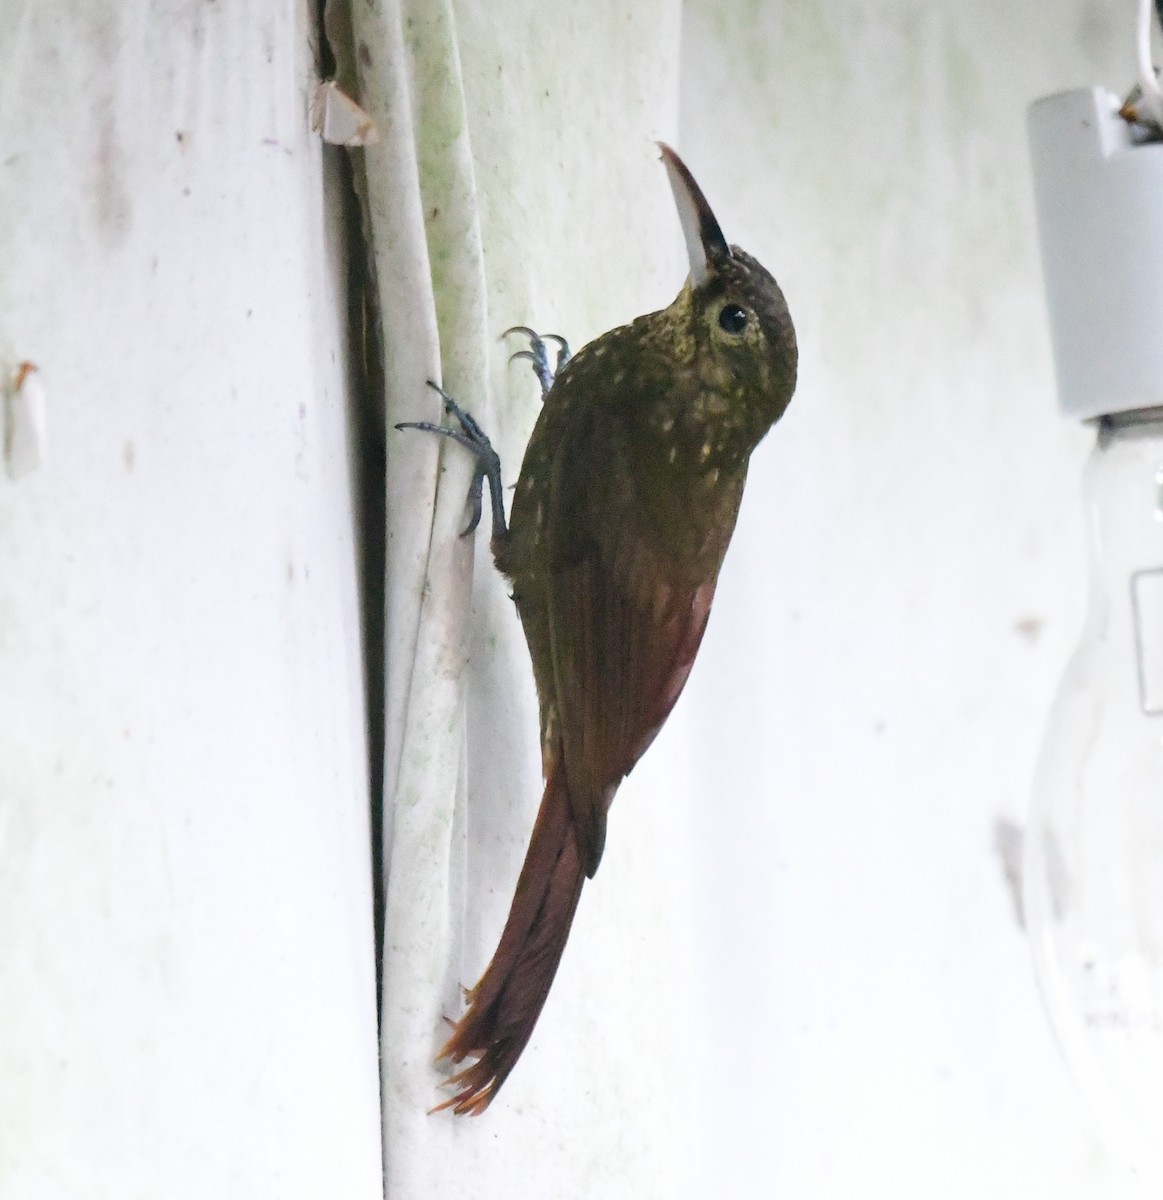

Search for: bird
xmin=396 ymin=143 xmax=798 ymax=1114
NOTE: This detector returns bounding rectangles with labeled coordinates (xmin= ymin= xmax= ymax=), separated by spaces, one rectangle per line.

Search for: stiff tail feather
xmin=434 ymin=758 xmax=584 ymax=1115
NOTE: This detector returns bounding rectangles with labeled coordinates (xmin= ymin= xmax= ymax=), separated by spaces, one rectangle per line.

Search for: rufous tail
xmin=434 ymin=758 xmax=584 ymax=1115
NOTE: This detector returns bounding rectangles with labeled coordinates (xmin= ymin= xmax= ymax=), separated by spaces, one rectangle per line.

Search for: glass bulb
xmin=1026 ymin=410 xmax=1163 ymax=1177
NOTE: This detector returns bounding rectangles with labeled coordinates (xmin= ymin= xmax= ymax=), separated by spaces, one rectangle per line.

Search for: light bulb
xmin=1027 ymin=88 xmax=1163 ymax=1176
xmin=1026 ymin=411 xmax=1163 ymax=1176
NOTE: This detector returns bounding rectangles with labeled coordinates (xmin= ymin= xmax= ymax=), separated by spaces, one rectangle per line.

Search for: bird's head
xmin=660 ymin=143 xmax=798 ymax=434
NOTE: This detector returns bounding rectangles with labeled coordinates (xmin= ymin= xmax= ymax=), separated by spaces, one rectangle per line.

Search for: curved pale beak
xmin=658 ymin=143 xmax=730 ymax=287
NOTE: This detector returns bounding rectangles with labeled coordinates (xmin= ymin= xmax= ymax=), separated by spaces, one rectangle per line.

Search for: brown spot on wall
xmin=1013 ymin=615 xmax=1045 ymax=644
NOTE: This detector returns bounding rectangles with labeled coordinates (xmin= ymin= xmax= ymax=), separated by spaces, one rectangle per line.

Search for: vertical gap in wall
xmin=351 ymin=199 xmax=387 ymax=1026
xmin=348 ymin=165 xmax=387 ymax=1026
xmin=316 ymin=0 xmax=387 ymax=1025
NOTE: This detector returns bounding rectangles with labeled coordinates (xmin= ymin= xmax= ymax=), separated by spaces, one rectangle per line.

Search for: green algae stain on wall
xmin=942 ymin=25 xmax=984 ymax=141
xmin=402 ymin=0 xmax=487 ymax=381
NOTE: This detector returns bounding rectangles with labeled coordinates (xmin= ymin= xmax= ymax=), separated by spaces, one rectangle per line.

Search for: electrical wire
xmin=1134 ymin=0 xmax=1163 ymax=127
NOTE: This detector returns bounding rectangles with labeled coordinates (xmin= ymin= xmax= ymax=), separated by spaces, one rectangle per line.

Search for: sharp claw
xmin=398 ymin=383 xmax=508 ymax=540
xmin=463 ymin=470 xmax=485 ymax=536
xmin=427 ymin=381 xmax=464 ymax=423
xmin=426 ymin=379 xmax=457 ymax=410
xmin=500 ymin=326 xmax=570 ymax=398
xmin=541 ymin=334 xmax=571 ymax=371
xmin=394 ymin=420 xmax=441 ymax=434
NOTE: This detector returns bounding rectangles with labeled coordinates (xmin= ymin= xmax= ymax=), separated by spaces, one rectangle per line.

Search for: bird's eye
xmin=718 ymin=304 xmax=748 ymax=334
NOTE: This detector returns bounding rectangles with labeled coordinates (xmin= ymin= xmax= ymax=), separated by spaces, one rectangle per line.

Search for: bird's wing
xmin=545 ymin=411 xmax=716 ymax=878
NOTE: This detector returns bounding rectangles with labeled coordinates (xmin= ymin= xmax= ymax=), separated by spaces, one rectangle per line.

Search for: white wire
xmin=1136 ymin=0 xmax=1163 ymax=126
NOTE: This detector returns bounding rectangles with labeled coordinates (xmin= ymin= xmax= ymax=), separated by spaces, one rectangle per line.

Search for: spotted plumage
xmin=400 ymin=145 xmax=797 ymax=1115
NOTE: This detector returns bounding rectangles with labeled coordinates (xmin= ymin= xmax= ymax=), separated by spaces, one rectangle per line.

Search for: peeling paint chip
xmin=310 ymin=80 xmax=378 ymax=147
xmin=5 ymin=361 xmax=46 ymax=479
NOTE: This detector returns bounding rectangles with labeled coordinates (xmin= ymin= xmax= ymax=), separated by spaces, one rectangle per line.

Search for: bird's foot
xmin=395 ymin=382 xmax=508 ymax=539
xmin=503 ymin=325 xmax=570 ymax=399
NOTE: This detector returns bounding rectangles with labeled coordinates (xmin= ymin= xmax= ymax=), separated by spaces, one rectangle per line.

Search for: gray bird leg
xmin=395 ymin=381 xmax=508 ymax=540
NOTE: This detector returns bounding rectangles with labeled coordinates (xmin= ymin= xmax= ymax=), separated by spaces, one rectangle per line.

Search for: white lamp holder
xmin=1029 ymin=88 xmax=1163 ymax=421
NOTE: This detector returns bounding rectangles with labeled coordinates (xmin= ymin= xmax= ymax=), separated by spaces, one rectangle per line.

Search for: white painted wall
xmin=0 ymin=4 xmax=382 ymax=1196
xmin=669 ymin=2 xmax=1146 ymax=1195
xmin=3 ymin=1 xmax=1156 ymax=1196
